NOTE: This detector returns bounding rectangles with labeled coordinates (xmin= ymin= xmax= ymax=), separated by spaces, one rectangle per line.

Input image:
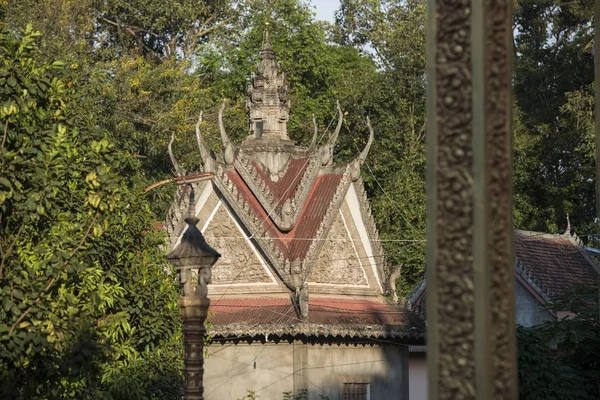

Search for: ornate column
xmin=167 ymin=194 xmax=220 ymax=400
xmin=425 ymin=0 xmax=517 ymax=398
xmin=595 ymin=0 xmax=600 ymax=337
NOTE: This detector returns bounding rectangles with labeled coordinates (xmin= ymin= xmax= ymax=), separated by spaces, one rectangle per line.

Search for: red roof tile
xmin=514 ymin=231 xmax=598 ymax=298
xmin=251 ymin=159 xmax=307 ymax=204
xmin=225 ymin=170 xmax=343 ymax=261
xmin=208 ymin=297 xmax=424 ymax=339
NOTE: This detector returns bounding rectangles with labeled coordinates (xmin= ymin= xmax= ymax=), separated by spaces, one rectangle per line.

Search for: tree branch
xmin=1 ymin=119 xmax=7 ymax=149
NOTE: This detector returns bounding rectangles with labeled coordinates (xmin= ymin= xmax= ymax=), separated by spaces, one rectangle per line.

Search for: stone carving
xmin=485 ymin=0 xmax=517 ymax=396
xmin=197 ymin=266 xmax=211 ymax=298
xmin=289 ymin=259 xmax=309 ymax=319
xmin=203 ymin=204 xmax=272 ymax=284
xmin=308 ymin=213 xmax=368 ymax=285
xmin=427 ymin=0 xmax=517 ymax=397
xmin=345 ymin=179 xmax=387 ymax=285
xmin=431 ymin=0 xmax=476 ymax=395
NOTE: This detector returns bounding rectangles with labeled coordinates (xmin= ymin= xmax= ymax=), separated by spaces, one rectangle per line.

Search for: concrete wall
xmin=205 ymin=340 xmax=409 ymax=400
xmin=408 ymin=353 xmax=427 ymax=400
xmin=514 ymin=278 xmax=553 ymax=327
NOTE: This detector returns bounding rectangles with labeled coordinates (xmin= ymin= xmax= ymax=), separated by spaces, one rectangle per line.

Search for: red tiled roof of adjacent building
xmin=514 ymin=230 xmax=598 ymax=298
xmin=208 ymin=297 xmax=424 ymax=340
xmin=408 ymin=230 xmax=600 ymax=313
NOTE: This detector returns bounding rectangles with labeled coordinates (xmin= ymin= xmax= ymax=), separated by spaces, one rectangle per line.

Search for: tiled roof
xmin=514 ymin=230 xmax=598 ymax=298
xmin=225 ymin=170 xmax=343 ymax=261
xmin=251 ymin=159 xmax=307 ymax=205
xmin=408 ymin=230 xmax=600 ymax=313
xmin=208 ymin=297 xmax=425 ymax=340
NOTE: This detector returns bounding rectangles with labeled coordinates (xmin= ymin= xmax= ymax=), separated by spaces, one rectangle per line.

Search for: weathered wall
xmin=408 ymin=352 xmax=427 ymax=400
xmin=514 ymin=278 xmax=553 ymax=327
xmin=205 ymin=342 xmax=293 ymax=400
xmin=204 ymin=341 xmax=409 ymax=400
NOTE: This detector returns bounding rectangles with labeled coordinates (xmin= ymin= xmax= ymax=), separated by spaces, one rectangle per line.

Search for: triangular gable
xmin=307 ymin=211 xmax=369 ymax=286
xmin=201 ymin=202 xmax=276 ymax=285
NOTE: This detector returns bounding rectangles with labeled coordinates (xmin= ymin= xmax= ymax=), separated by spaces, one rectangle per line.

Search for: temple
xmin=165 ymin=34 xmax=423 ymax=400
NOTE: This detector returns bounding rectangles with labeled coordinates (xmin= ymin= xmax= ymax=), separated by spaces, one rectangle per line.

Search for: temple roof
xmin=166 ymin=33 xmax=383 ymax=320
xmin=208 ymin=297 xmax=425 ymax=340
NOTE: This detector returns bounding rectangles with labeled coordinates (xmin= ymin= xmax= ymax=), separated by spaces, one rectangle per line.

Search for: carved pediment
xmin=203 ymin=203 xmax=275 ymax=285
xmin=211 ymin=163 xmax=354 ymax=292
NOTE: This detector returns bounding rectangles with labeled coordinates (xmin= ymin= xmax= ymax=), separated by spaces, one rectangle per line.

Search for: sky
xmin=311 ymin=0 xmax=340 ymax=23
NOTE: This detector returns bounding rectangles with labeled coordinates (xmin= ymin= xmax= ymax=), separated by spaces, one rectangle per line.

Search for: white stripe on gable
xmin=345 ymin=183 xmax=383 ymax=292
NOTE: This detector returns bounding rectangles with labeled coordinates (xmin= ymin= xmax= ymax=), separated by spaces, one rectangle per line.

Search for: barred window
xmin=341 ymin=381 xmax=370 ymax=400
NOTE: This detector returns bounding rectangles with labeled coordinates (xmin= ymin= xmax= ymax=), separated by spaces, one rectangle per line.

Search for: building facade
xmin=165 ymin=34 xmax=423 ymax=400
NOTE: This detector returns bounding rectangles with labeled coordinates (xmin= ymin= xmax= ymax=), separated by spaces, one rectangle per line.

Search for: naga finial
xmin=351 ymin=116 xmax=375 ymax=181
xmin=320 ymin=100 xmax=344 ymax=166
xmin=195 ymin=111 xmax=215 ymax=172
xmin=309 ymin=114 xmax=318 ymax=149
xmin=168 ymin=132 xmax=184 ymax=177
xmin=218 ymin=99 xmax=235 ymax=165
xmin=359 ymin=116 xmax=375 ymax=165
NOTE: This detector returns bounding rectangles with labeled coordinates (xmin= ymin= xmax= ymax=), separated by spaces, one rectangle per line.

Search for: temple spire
xmin=246 ymin=30 xmax=290 ymax=142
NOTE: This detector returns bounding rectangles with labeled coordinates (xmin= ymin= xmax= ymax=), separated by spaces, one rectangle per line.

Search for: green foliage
xmin=513 ymin=0 xmax=595 ymax=236
xmin=0 ymin=27 xmax=182 ymax=399
xmin=334 ymin=0 xmax=427 ymax=294
xmin=516 ymin=326 xmax=594 ymax=400
xmin=238 ymin=389 xmax=259 ymax=400
xmin=517 ymin=283 xmax=600 ymax=398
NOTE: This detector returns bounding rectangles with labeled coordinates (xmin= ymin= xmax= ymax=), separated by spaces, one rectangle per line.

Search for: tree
xmin=516 ymin=326 xmax=594 ymax=400
xmin=517 ymin=283 xmax=600 ymax=399
xmin=335 ymin=0 xmax=427 ymax=294
xmin=0 ymin=27 xmax=182 ymax=399
xmin=513 ymin=0 xmax=595 ymax=235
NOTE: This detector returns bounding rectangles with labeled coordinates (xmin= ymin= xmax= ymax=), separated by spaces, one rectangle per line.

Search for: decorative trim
xmin=353 ymin=179 xmax=387 ymax=290
xmin=234 ymin=153 xmax=321 ymax=231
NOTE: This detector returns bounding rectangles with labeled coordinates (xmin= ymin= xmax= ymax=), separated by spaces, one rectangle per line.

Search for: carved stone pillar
xmin=179 ymin=296 xmax=210 ymax=400
xmin=595 ymin=0 xmax=600 ymax=337
xmin=425 ymin=0 xmax=517 ymax=398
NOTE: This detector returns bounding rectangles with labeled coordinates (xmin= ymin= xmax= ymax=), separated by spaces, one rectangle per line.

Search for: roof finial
xmin=359 ymin=116 xmax=375 ymax=165
xmin=564 ymin=213 xmax=571 ymax=236
xmin=168 ymin=133 xmax=184 ymax=177
xmin=218 ymin=99 xmax=235 ymax=165
xmin=260 ymin=27 xmax=275 ymax=60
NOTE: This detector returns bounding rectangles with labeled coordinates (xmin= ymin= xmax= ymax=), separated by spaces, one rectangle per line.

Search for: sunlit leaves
xmin=0 ymin=28 xmax=182 ymax=399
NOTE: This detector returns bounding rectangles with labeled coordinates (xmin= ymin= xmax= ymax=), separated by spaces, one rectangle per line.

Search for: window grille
xmin=341 ymin=382 xmax=370 ymax=400
xmin=255 ymin=121 xmax=263 ymax=138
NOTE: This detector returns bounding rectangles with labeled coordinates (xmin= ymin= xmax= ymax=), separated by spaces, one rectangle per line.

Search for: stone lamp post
xmin=167 ymin=207 xmax=220 ymax=400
